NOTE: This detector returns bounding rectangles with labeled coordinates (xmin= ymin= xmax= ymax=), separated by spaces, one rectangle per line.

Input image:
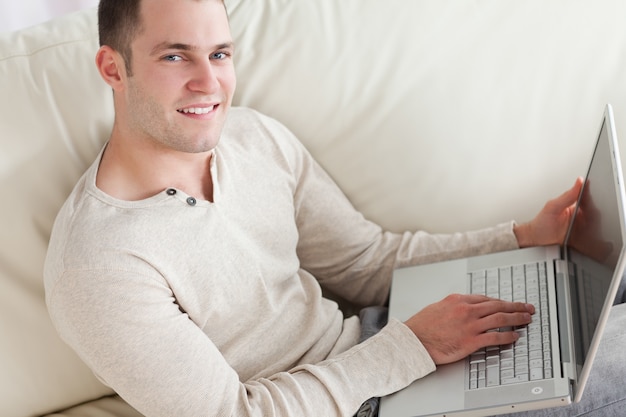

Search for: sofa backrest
xmin=227 ymin=0 xmax=626 ymax=233
xmin=2 ymin=1 xmax=626 ymax=416
xmin=0 ymin=9 xmax=115 ymax=417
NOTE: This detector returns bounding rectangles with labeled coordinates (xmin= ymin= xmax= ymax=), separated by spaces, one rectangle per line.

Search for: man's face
xmin=121 ymin=0 xmax=236 ymax=154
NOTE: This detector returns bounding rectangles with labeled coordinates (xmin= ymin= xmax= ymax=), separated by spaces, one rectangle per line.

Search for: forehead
xmin=135 ymin=0 xmax=231 ymax=50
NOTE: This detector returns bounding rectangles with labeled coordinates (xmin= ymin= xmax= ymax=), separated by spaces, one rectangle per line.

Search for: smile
xmin=177 ymin=105 xmax=216 ymax=115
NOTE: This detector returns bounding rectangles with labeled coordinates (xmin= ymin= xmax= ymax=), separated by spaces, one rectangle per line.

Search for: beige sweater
xmin=44 ymin=107 xmax=519 ymax=417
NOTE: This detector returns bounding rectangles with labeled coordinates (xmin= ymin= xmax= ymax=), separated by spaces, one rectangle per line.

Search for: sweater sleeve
xmin=235 ymin=319 xmax=435 ymax=416
xmin=262 ymin=115 xmax=520 ymax=307
xmin=47 ymin=266 xmax=434 ymax=417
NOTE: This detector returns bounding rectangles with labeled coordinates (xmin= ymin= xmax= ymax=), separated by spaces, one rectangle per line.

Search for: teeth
xmin=179 ymin=106 xmax=214 ymax=114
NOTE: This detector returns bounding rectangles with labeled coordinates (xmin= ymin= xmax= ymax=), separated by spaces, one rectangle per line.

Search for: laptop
xmin=380 ymin=104 xmax=626 ymax=417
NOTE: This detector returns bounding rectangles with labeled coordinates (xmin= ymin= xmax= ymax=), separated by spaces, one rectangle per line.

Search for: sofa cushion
xmin=0 ymin=8 xmax=114 ymax=417
xmin=44 ymin=396 xmax=141 ymax=417
xmin=226 ymin=0 xmax=626 ymax=233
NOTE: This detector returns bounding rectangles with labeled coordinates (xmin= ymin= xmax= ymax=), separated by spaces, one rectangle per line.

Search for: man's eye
xmin=163 ymin=55 xmax=183 ymax=62
xmin=212 ymin=52 xmax=229 ymax=60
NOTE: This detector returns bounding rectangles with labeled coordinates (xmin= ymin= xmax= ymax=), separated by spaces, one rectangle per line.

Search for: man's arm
xmin=260 ymin=113 xmax=520 ymax=307
xmin=46 ymin=267 xmax=436 ymax=417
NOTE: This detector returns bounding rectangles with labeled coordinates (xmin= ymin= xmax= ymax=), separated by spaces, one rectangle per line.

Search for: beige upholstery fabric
xmin=1 ymin=1 xmax=626 ymax=416
xmin=44 ymin=396 xmax=142 ymax=417
xmin=0 ymin=9 xmax=115 ymax=417
xmin=227 ymin=0 xmax=626 ymax=233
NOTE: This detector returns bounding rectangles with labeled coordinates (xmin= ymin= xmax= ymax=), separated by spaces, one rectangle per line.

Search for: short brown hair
xmin=98 ymin=0 xmax=143 ymax=76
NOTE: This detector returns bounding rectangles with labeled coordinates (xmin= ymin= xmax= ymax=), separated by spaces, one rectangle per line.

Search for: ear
xmin=95 ymin=45 xmax=127 ymax=91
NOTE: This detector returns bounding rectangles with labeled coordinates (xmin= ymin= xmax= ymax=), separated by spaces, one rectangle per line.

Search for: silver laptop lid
xmin=562 ymin=103 xmax=626 ymax=400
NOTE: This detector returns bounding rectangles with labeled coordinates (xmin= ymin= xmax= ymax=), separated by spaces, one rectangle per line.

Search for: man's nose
xmin=188 ymin=59 xmax=220 ymax=93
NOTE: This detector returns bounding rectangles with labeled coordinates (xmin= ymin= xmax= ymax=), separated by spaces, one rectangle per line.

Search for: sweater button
xmin=186 ymin=197 xmax=197 ymax=206
xmin=166 ymin=188 xmax=177 ymax=195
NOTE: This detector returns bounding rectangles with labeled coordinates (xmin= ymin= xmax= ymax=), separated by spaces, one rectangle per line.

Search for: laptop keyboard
xmin=467 ymin=261 xmax=552 ymax=390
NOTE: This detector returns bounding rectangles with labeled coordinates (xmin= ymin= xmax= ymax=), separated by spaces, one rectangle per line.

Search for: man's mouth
xmin=177 ymin=104 xmax=217 ymax=115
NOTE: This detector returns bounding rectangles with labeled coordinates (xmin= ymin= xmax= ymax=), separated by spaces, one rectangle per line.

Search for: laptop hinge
xmin=554 ymin=259 xmax=577 ymax=381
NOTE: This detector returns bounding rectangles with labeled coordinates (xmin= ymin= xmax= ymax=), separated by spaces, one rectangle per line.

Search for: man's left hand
xmin=514 ymin=177 xmax=584 ymax=248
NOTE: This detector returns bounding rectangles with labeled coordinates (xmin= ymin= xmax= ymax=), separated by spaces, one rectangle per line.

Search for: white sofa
xmin=2 ymin=1 xmax=626 ymax=416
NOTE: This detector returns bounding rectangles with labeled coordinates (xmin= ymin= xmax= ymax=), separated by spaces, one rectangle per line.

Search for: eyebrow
xmin=150 ymin=41 xmax=234 ymax=56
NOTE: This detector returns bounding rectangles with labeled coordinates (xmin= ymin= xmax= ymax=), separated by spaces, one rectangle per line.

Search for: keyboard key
xmin=487 ymin=366 xmax=500 ymax=387
xmin=501 ymin=368 xmax=515 ymax=379
xmin=501 ymin=358 xmax=514 ymax=370
xmin=502 ymin=374 xmax=529 ymax=385
xmin=530 ymin=368 xmax=544 ymax=380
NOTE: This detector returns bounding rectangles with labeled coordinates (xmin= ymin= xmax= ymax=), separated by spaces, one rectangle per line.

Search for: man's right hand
xmin=404 ymin=294 xmax=535 ymax=365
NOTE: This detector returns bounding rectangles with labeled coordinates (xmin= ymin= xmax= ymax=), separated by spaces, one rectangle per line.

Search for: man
xmin=43 ymin=0 xmax=625 ymax=416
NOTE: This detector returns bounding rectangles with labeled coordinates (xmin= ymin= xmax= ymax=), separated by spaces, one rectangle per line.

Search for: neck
xmin=96 ymin=134 xmax=215 ymax=202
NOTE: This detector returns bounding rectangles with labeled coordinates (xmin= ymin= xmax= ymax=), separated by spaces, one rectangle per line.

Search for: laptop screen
xmin=564 ymin=112 xmax=625 ymax=369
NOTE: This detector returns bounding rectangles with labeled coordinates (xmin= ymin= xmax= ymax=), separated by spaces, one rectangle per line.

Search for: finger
xmin=439 ymin=293 xmax=497 ymax=307
xmin=471 ymin=299 xmax=535 ymax=317
xmin=453 ymin=294 xmax=533 ymax=309
xmin=549 ymin=177 xmax=584 ymax=212
xmin=460 ymin=294 xmax=493 ymax=304
xmin=476 ymin=327 xmax=521 ymax=348
xmin=477 ymin=310 xmax=533 ymax=332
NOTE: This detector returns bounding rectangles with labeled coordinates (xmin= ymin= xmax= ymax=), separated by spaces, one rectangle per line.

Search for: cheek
xmin=148 ymin=77 xmax=181 ymax=100
xmin=126 ymin=83 xmax=167 ymax=128
xmin=139 ymin=78 xmax=182 ymax=114
xmin=139 ymin=65 xmax=185 ymax=93
xmin=226 ymin=75 xmax=236 ymax=91
xmin=219 ymin=66 xmax=237 ymax=95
